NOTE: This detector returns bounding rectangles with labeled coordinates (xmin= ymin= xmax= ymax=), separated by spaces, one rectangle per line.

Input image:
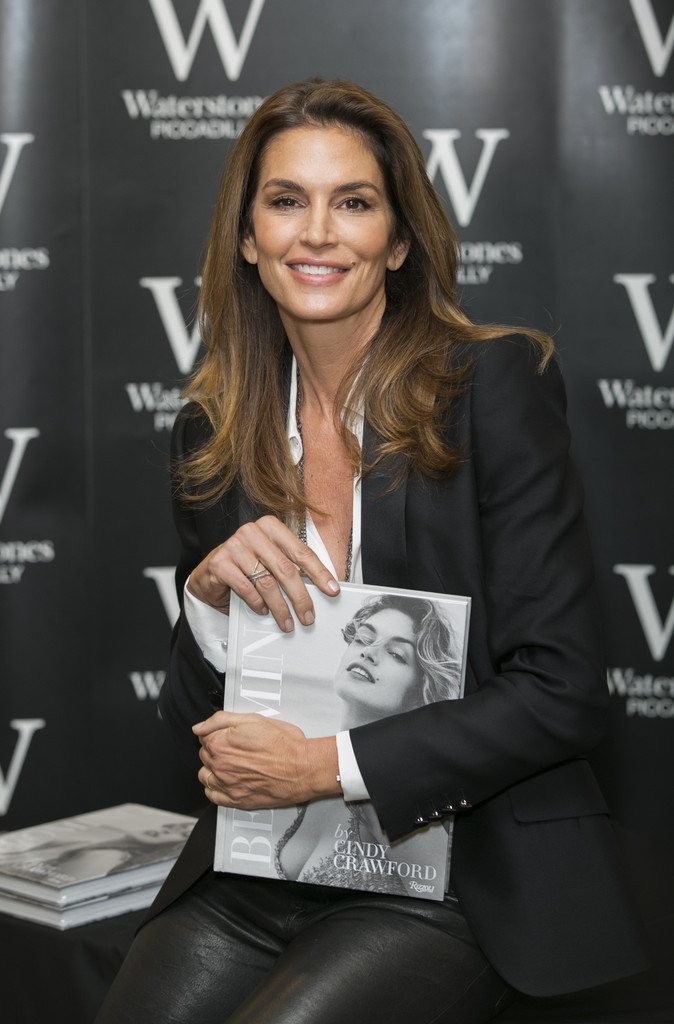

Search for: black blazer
xmin=154 ymin=336 xmax=648 ymax=997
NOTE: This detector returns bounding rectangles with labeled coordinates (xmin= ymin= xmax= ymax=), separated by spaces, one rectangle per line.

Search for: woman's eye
xmin=341 ymin=197 xmax=370 ymax=211
xmin=388 ymin=647 xmax=407 ymax=663
xmin=271 ymin=196 xmax=300 ymax=208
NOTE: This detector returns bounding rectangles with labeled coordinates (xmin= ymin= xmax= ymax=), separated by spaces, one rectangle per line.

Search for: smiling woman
xmin=95 ymin=79 xmax=648 ymax=1024
xmin=239 ymin=126 xmax=408 ymax=344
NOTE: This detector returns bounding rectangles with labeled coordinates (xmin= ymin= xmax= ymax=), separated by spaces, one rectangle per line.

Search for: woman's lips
xmin=347 ymin=662 xmax=375 ymax=683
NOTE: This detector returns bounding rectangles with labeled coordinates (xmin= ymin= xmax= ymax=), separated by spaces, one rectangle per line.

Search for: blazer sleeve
xmin=158 ymin=405 xmax=229 ymax=769
xmin=350 ymin=336 xmax=609 ymax=840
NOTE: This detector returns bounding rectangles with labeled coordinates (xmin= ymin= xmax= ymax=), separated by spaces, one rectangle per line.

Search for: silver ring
xmin=246 ymin=561 xmax=273 ymax=584
xmin=206 ymin=770 xmax=214 ymax=790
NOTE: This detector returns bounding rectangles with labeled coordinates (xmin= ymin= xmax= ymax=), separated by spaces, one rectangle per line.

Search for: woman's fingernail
xmin=303 ymin=610 xmax=314 ymax=626
xmin=327 ymin=580 xmax=340 ymax=594
xmin=284 ymin=618 xmax=294 ymax=632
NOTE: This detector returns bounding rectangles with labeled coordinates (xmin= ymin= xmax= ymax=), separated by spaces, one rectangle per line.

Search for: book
xmin=215 ymin=582 xmax=470 ymax=901
xmin=0 ymin=882 xmax=163 ymax=930
xmin=0 ymin=803 xmax=196 ymax=908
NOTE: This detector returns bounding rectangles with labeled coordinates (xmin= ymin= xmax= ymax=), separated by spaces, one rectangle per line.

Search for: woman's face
xmin=241 ymin=126 xmax=408 ymax=343
xmin=334 ymin=607 xmax=423 ymax=722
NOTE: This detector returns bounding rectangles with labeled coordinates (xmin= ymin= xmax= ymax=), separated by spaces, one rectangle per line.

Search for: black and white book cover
xmin=215 ymin=582 xmax=470 ymax=902
xmin=0 ymin=804 xmax=196 ymax=907
xmin=0 ymin=883 xmax=164 ymax=930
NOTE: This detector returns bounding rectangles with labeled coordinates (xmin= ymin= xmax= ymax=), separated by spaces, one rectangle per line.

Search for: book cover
xmin=215 ymin=582 xmax=470 ymax=901
xmin=0 ymin=804 xmax=196 ymax=906
xmin=0 ymin=882 xmax=163 ymax=930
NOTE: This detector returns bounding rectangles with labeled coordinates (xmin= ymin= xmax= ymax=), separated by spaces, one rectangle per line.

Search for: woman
xmin=96 ymin=79 xmax=648 ymax=1023
xmin=335 ymin=593 xmax=463 ymax=724
xmin=277 ymin=593 xmax=460 ymax=895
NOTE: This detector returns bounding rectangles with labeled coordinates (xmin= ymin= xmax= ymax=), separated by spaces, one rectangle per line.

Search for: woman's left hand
xmin=194 ymin=712 xmax=341 ymax=808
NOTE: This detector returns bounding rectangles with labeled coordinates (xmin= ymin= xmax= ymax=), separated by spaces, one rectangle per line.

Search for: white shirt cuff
xmin=336 ymin=731 xmax=371 ymax=802
xmin=183 ymin=578 xmax=229 ymax=673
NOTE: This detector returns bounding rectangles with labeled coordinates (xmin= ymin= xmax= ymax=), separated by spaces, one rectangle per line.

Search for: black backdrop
xmin=1 ymin=0 xmax=672 ymax=926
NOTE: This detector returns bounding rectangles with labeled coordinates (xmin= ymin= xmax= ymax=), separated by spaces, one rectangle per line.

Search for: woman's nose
xmin=300 ymin=204 xmax=336 ymax=247
xmin=360 ymin=646 xmax=380 ymax=665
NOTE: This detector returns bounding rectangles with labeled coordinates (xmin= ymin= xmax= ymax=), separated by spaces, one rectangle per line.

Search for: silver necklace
xmin=295 ymin=369 xmax=353 ymax=582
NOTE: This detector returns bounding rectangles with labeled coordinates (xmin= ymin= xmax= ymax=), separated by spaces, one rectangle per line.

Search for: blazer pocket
xmin=509 ymin=758 xmax=609 ymax=823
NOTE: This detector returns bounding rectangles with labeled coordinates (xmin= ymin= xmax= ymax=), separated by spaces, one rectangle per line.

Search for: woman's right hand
xmin=186 ymin=515 xmax=340 ymax=633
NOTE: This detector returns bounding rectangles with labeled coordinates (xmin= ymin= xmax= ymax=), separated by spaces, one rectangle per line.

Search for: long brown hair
xmin=177 ymin=78 xmax=553 ymax=513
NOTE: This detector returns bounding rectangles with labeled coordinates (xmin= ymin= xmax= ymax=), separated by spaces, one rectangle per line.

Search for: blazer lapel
xmin=360 ymin=422 xmax=410 ymax=589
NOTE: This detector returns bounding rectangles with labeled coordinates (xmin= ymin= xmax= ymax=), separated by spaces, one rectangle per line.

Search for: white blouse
xmin=183 ymin=355 xmax=369 ymax=801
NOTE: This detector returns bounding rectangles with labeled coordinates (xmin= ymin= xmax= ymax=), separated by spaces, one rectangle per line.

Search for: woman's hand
xmin=194 ymin=711 xmax=341 ymax=808
xmin=186 ymin=515 xmax=340 ymax=633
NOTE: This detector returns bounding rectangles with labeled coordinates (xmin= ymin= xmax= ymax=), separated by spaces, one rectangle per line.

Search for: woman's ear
xmin=240 ymin=233 xmax=258 ymax=265
xmin=387 ymin=236 xmax=410 ymax=272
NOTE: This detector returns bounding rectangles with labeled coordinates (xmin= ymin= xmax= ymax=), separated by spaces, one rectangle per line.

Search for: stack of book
xmin=0 ymin=803 xmax=196 ymax=929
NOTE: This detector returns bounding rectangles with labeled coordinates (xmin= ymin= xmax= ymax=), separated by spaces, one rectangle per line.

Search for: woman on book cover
xmin=96 ymin=79 xmax=648 ymax=1023
xmin=0 ymin=820 xmax=194 ymax=886
xmin=276 ymin=594 xmax=459 ymax=893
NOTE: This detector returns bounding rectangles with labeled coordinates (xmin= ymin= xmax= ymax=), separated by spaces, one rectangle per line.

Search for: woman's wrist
xmin=305 ymin=736 xmax=342 ymax=800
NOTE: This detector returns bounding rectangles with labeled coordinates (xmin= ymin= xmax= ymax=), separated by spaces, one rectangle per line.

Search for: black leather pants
xmin=95 ymin=871 xmax=513 ymax=1024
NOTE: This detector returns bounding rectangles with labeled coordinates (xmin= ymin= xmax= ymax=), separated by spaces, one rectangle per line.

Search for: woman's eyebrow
xmin=333 ymin=181 xmax=383 ymax=196
xmin=261 ymin=178 xmax=303 ymax=191
xmin=387 ymin=635 xmax=415 ymax=647
xmin=260 ymin=179 xmax=383 ymax=196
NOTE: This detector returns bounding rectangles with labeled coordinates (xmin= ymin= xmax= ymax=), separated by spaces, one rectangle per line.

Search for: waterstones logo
xmin=597 ymin=274 xmax=674 ymax=429
xmin=0 ymin=540 xmax=55 ymax=585
xmin=0 ymin=134 xmax=50 ymax=291
xmin=125 ymin=382 xmax=186 ymax=432
xmin=121 ymin=0 xmax=266 ymax=139
xmin=458 ymin=240 xmax=523 ymax=286
xmin=125 ymin=277 xmax=200 ymax=431
xmin=608 ymin=565 xmax=674 ymax=719
xmin=0 ymin=429 xmax=56 ymax=584
xmin=120 ymin=88 xmax=263 ymax=140
xmin=126 ymin=568 xmax=176 ymax=701
xmin=423 ymin=129 xmax=522 ymax=286
xmin=597 ymin=0 xmax=674 ymax=136
xmin=607 ymin=667 xmax=674 ymax=719
xmin=596 ymin=379 xmax=674 ymax=429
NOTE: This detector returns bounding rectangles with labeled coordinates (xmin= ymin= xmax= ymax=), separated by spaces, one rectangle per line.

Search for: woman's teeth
xmin=291 ymin=264 xmax=345 ymax=275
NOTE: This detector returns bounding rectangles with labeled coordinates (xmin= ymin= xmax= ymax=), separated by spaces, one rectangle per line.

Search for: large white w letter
xmin=0 ymin=720 xmax=46 ymax=815
xmin=629 ymin=0 xmax=674 ymax=76
xmin=0 ymin=428 xmax=40 ymax=526
xmin=140 ymin=277 xmax=202 ymax=374
xmin=143 ymin=566 xmax=180 ymax=626
xmin=148 ymin=0 xmax=266 ymax=81
xmin=613 ymin=274 xmax=674 ymax=372
xmin=614 ymin=564 xmax=674 ymax=662
xmin=423 ymin=129 xmax=510 ymax=228
xmin=0 ymin=133 xmax=34 ymax=217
